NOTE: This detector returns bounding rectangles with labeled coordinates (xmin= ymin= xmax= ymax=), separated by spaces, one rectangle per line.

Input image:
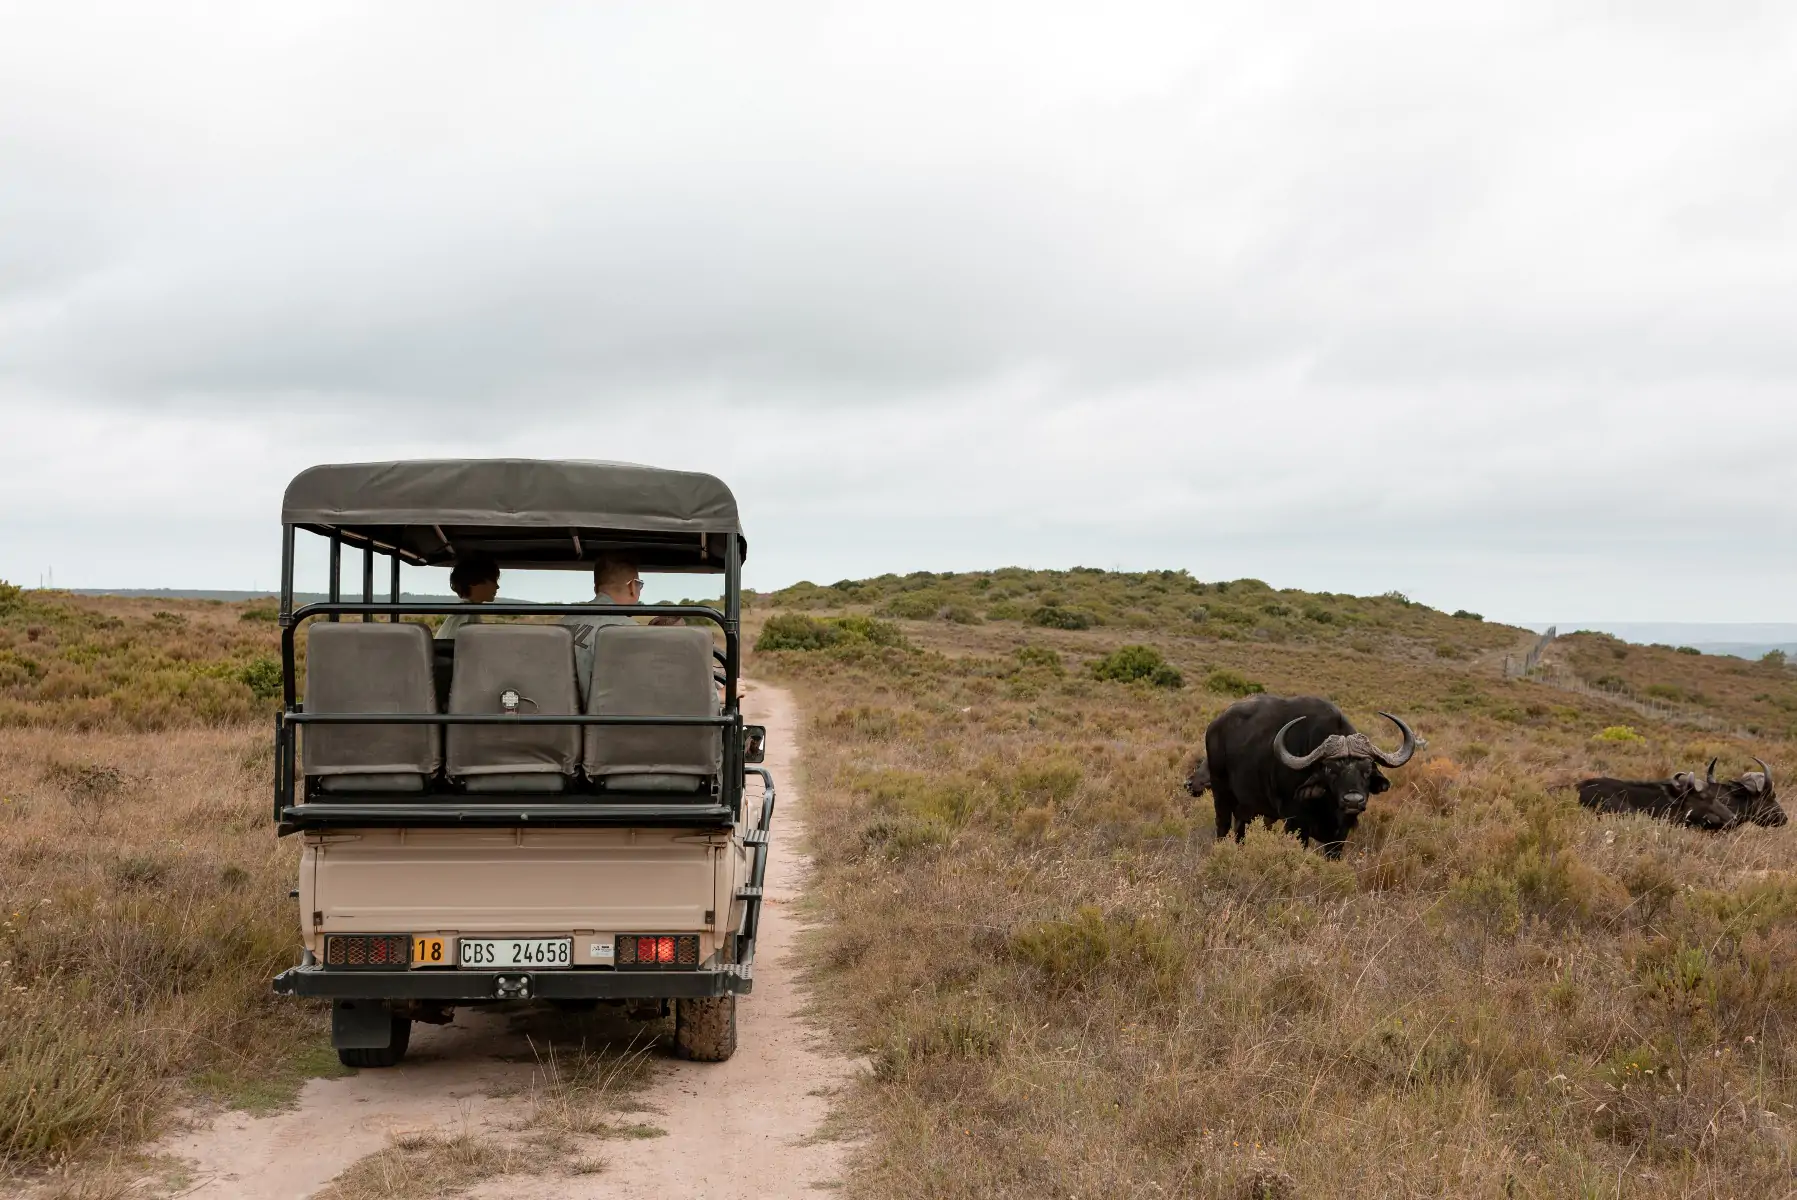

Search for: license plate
xmin=459 ymin=938 xmax=572 ymax=969
xmin=413 ymin=936 xmax=451 ymax=967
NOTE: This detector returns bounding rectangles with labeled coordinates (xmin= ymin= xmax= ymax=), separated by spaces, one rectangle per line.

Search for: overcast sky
xmin=2 ymin=2 xmax=1793 ymax=620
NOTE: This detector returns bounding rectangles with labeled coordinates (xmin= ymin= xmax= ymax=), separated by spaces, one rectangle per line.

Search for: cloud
xmin=1 ymin=1 xmax=1794 ymax=619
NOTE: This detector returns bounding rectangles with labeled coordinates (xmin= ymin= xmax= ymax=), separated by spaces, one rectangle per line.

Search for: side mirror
xmin=743 ymin=725 xmax=767 ymax=764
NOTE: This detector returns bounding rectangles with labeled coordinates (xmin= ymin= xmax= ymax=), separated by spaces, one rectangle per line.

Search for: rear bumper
xmin=278 ymin=801 xmax=734 ymax=836
xmin=272 ymin=963 xmax=752 ymax=1001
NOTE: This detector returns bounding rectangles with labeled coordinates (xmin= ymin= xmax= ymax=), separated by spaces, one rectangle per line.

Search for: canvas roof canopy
xmin=282 ymin=459 xmax=744 ymax=572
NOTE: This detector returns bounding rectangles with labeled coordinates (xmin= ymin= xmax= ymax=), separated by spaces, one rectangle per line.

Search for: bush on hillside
xmin=1030 ymin=604 xmax=1093 ymax=631
xmin=1452 ymin=610 xmax=1484 ymax=621
xmin=238 ymin=657 xmax=283 ymax=702
xmin=880 ymin=592 xmax=943 ymax=621
xmin=1089 ymin=645 xmax=1183 ymax=688
xmin=1014 ymin=646 xmax=1064 ymax=674
xmin=755 ymin=613 xmax=907 ymax=652
xmin=1205 ymin=668 xmax=1265 ymax=697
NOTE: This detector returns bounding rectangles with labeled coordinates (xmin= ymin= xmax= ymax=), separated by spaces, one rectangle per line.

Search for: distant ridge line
xmin=56 ymin=588 xmax=458 ymax=602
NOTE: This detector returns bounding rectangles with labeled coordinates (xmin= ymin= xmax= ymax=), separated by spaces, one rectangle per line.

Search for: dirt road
xmin=146 ymin=681 xmax=854 ymax=1199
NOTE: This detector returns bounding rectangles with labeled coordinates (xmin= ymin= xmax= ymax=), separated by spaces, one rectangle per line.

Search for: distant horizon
xmin=42 ymin=586 xmax=1797 ymax=645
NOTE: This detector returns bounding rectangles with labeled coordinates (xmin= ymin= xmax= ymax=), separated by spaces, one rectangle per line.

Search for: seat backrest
xmin=303 ymin=622 xmax=439 ymax=792
xmin=446 ymin=624 xmax=580 ymax=788
xmin=583 ymin=626 xmax=721 ymax=792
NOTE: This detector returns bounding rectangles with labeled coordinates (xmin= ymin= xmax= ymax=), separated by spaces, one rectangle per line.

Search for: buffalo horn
xmin=1369 ymin=712 xmax=1418 ymax=768
xmin=1701 ymin=757 xmax=1717 ymax=792
xmin=1275 ymin=718 xmax=1331 ymax=771
xmin=1752 ymin=757 xmax=1775 ymax=795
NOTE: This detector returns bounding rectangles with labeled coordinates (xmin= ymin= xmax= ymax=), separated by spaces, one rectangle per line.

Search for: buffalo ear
xmin=1368 ymin=771 xmax=1392 ymax=795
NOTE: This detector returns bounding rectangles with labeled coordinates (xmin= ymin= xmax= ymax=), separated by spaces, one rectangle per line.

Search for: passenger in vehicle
xmin=436 ymin=552 xmax=500 ymax=640
xmin=562 ymin=556 xmax=643 ymax=703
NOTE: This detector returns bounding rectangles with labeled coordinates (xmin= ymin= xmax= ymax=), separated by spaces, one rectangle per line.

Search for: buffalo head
xmin=1728 ymin=758 xmax=1785 ymax=827
xmin=1274 ymin=712 xmax=1417 ymax=817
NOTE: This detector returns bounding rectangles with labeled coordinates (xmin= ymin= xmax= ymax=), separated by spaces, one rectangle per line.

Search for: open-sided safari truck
xmin=269 ymin=460 xmax=774 ymax=1066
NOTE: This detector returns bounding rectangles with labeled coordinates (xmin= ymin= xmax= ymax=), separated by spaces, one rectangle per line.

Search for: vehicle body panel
xmin=302 ymin=827 xmax=747 ymax=957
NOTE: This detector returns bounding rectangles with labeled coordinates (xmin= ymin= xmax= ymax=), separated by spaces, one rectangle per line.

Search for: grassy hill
xmin=746 ymin=569 xmax=1797 ymax=1198
xmin=1 ymin=574 xmax=1793 ymax=1195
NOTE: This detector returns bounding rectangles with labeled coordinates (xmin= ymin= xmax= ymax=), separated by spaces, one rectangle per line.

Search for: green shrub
xmin=1014 ymin=646 xmax=1064 ymax=674
xmin=1593 ymin=725 xmax=1644 ymax=744
xmin=1763 ymin=649 xmax=1788 ymax=668
xmin=1303 ymin=605 xmax=1335 ymax=624
xmin=238 ymin=606 xmax=279 ymax=622
xmin=756 ymin=613 xmax=907 ymax=652
xmin=1676 ymin=646 xmax=1701 ymax=656
xmin=1452 ymin=610 xmax=1483 ymax=621
xmin=985 ymin=602 xmax=1028 ymax=622
xmin=880 ymin=592 xmax=942 ymax=621
xmin=1089 ymin=645 xmax=1182 ymax=688
xmin=238 ymin=657 xmax=283 ymax=702
xmin=941 ymin=604 xmax=982 ymax=625
xmin=1030 ymin=605 xmax=1093 ymax=631
xmin=1010 ymin=905 xmax=1184 ymax=996
xmin=756 ymin=614 xmax=838 ymax=651
xmin=1205 ymin=668 xmax=1264 ymax=697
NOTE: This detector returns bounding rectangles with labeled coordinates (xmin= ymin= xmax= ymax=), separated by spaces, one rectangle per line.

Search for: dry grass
xmin=314 ymin=1129 xmax=519 ymax=1200
xmin=522 ymin=1034 xmax=661 ymax=1139
xmin=0 ymin=589 xmax=332 ymax=1173
xmin=751 ymin=569 xmax=1797 ymax=1199
xmin=0 ymin=723 xmax=326 ymax=1166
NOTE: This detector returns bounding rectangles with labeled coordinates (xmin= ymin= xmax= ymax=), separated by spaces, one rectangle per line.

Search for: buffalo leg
xmin=1213 ymin=794 xmax=1231 ymax=840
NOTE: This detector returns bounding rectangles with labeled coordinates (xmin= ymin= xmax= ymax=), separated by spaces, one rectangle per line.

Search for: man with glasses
xmin=563 ymin=556 xmax=648 ymax=705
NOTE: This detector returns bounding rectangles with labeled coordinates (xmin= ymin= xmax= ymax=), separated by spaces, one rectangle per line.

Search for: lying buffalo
xmin=1715 ymin=758 xmax=1785 ymax=827
xmin=1189 ymin=695 xmax=1417 ymax=857
xmin=1576 ymin=765 xmax=1739 ymax=831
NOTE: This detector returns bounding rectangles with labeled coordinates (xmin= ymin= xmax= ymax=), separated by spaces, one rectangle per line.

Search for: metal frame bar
xmin=276 ymin=517 xmax=747 ymax=827
xmin=327 ymin=533 xmax=342 ymax=622
xmin=361 ymin=545 xmax=374 ymax=621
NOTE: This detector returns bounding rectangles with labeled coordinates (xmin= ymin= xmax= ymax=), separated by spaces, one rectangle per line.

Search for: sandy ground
xmin=138 ymin=681 xmax=855 ymax=1200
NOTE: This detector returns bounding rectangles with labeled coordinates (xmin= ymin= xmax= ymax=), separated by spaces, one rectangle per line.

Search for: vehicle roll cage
xmin=274 ymin=523 xmax=748 ymax=833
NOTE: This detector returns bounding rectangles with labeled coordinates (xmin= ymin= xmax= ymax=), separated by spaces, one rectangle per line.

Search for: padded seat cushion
xmin=583 ymin=626 xmax=721 ymax=786
xmin=303 ymin=622 xmax=439 ymax=787
xmin=446 ymin=625 xmax=580 ymax=780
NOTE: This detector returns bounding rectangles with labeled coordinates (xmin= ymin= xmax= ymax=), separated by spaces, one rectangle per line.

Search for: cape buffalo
xmin=1575 ymin=760 xmax=1739 ymax=830
xmin=1195 ymin=695 xmax=1417 ymax=858
xmin=1714 ymin=758 xmax=1785 ymax=827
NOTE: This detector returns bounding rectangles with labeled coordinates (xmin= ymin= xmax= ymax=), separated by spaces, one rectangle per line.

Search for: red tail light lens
xmin=324 ymin=934 xmax=410 ymax=969
xmin=614 ymin=934 xmax=701 ymax=969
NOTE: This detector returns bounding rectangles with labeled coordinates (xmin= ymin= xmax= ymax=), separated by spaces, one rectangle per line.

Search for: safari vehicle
xmin=268 ymin=460 xmax=774 ymax=1066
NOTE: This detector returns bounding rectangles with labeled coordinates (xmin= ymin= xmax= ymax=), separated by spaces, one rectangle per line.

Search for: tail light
xmin=615 ymin=934 xmax=701 ymax=969
xmin=324 ymin=934 xmax=410 ymax=969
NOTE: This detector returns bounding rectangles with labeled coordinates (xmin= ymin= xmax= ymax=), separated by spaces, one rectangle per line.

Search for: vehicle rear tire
xmin=674 ymin=995 xmax=736 ymax=1062
xmin=337 ymin=1016 xmax=412 ymax=1068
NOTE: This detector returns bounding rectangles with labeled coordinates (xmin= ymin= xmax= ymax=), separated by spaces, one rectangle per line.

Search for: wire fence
xmin=1502 ymin=627 xmax=1749 ymax=735
xmin=1502 ymin=627 xmax=1556 ymax=679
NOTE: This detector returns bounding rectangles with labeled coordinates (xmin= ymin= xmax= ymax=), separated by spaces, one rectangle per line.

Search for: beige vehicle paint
xmin=300 ymin=826 xmax=754 ymax=962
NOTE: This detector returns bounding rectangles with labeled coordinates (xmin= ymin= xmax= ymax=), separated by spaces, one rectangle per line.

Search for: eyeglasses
xmin=628 ymin=578 xmax=644 ymax=590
